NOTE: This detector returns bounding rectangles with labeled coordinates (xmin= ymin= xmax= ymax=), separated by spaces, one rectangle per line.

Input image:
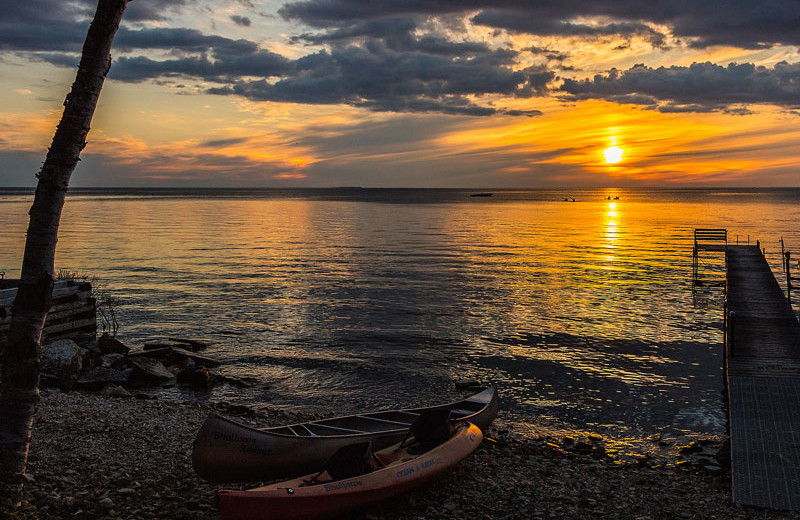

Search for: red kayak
xmin=218 ymin=421 xmax=483 ymax=520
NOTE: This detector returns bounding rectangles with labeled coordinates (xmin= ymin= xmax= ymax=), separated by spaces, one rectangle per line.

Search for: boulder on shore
xmin=176 ymin=365 xmax=212 ymax=391
xmin=101 ymin=385 xmax=132 ymax=398
xmin=128 ymin=357 xmax=174 ymax=387
xmin=40 ymin=339 xmax=83 ymax=389
xmin=98 ymin=333 xmax=130 ymax=355
xmin=99 ymin=353 xmax=127 ymax=370
xmin=76 ymin=366 xmax=129 ymax=391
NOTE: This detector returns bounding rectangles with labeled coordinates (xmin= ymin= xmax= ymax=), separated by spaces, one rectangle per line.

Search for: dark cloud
xmin=114 ymin=27 xmax=259 ymax=54
xmin=472 ymin=11 xmax=668 ymax=47
xmin=1 ymin=23 xmax=86 ymax=53
xmin=529 ymin=46 xmax=568 ymax=63
xmin=279 ymin=0 xmax=800 ymax=49
xmin=208 ymin=42 xmax=552 ymax=116
xmin=560 ymin=61 xmax=800 ymax=113
xmin=0 ymin=0 xmax=195 ymax=52
xmin=200 ymin=137 xmax=251 ymax=148
xmin=0 ymin=0 xmax=91 ymax=24
xmin=0 ymin=0 xmax=87 ymax=52
xmin=33 ymin=27 xmax=293 ymax=83
xmin=292 ymin=17 xmax=417 ymax=45
xmin=122 ymin=0 xmax=195 ymax=22
xmin=3 ymin=0 xmax=800 ymax=118
xmin=42 ymin=50 xmax=290 ymax=84
xmin=277 ymin=0 xmax=460 ymax=27
xmin=293 ymin=16 xmax=512 ymax=61
xmin=3 ymin=0 xmax=548 ymax=117
xmin=230 ymin=15 xmax=252 ymax=27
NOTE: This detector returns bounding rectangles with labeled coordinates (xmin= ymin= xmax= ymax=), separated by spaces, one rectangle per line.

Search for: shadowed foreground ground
xmin=22 ymin=391 xmax=800 ymax=520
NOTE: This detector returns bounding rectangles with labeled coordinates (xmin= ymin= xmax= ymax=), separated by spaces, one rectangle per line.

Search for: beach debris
xmin=144 ymin=337 xmax=210 ymax=352
xmin=454 ymin=380 xmax=484 ymax=391
xmin=131 ymin=346 xmax=220 ymax=368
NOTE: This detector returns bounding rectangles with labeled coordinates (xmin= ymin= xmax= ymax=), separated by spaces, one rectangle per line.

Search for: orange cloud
xmin=0 ymin=109 xmax=63 ymax=150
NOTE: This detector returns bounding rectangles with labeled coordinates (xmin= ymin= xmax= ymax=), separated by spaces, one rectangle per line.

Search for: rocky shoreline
xmin=20 ymin=389 xmax=798 ymax=520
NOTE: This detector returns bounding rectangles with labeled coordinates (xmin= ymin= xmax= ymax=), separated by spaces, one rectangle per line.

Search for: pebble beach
xmin=22 ymin=390 xmax=800 ymax=520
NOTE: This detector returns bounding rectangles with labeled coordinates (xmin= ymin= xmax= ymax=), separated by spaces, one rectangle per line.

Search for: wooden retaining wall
xmin=0 ymin=279 xmax=97 ymax=347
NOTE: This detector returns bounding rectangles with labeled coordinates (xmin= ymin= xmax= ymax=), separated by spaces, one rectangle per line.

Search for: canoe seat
xmin=311 ymin=441 xmax=381 ymax=483
xmin=402 ymin=409 xmax=454 ymax=453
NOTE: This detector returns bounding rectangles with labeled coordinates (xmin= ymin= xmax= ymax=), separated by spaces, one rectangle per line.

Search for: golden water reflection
xmin=2 ymin=188 xmax=800 ymax=443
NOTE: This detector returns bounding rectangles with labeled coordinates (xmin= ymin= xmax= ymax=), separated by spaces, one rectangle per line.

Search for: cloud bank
xmin=1 ymin=0 xmax=799 ymax=116
xmin=561 ymin=61 xmax=800 ymax=113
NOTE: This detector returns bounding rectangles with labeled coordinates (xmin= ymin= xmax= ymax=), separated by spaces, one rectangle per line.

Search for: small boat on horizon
xmin=217 ymin=421 xmax=484 ymax=520
xmin=192 ymin=386 xmax=498 ymax=483
xmin=470 ymin=192 xmax=493 ymax=197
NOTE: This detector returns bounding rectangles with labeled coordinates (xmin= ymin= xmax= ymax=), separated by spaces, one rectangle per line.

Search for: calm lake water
xmin=2 ymin=187 xmax=800 ymax=444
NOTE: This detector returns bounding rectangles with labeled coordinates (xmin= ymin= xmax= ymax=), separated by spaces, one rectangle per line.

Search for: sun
xmin=603 ymin=145 xmax=624 ymax=164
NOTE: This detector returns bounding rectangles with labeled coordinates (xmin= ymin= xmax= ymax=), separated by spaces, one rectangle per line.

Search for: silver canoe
xmin=192 ymin=386 xmax=498 ymax=483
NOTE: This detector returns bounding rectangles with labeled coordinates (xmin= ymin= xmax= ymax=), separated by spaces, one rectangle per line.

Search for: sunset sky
xmin=1 ymin=0 xmax=799 ymax=188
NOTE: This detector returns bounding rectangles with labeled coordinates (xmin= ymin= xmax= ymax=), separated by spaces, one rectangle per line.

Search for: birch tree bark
xmin=0 ymin=0 xmax=128 ymax=506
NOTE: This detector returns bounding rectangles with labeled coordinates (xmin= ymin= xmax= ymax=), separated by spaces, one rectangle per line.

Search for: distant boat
xmin=218 ymin=422 xmax=483 ymax=520
xmin=192 ymin=387 xmax=498 ymax=483
xmin=470 ymin=192 xmax=493 ymax=197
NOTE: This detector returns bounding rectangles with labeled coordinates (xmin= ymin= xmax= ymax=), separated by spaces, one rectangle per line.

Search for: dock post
xmin=723 ymin=299 xmax=728 ymax=361
xmin=787 ymin=251 xmax=793 ymax=307
xmin=728 ymin=310 xmax=735 ymax=356
xmin=781 ymin=237 xmax=786 ymax=271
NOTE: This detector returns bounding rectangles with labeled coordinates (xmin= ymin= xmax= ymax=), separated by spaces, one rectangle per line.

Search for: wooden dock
xmin=725 ymin=244 xmax=800 ymax=511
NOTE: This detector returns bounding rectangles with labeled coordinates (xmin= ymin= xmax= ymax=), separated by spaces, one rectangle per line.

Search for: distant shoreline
xmin=2 ymin=186 xmax=800 ymax=192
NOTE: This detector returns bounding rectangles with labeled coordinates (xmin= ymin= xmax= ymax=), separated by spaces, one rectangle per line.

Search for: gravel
xmin=23 ymin=390 xmax=800 ymax=519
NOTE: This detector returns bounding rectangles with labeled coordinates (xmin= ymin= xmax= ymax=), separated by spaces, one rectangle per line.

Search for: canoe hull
xmin=194 ymin=424 xmax=406 ymax=483
xmin=193 ymin=386 xmax=497 ymax=483
xmin=218 ymin=423 xmax=483 ymax=520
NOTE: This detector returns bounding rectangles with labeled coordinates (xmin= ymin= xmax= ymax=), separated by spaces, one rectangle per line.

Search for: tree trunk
xmin=0 ymin=0 xmax=128 ymax=506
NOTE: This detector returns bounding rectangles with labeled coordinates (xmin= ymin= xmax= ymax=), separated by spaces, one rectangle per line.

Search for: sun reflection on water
xmin=4 ymin=188 xmax=800 ymax=448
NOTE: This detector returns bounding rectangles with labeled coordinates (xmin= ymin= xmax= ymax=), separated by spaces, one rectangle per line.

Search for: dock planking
xmin=725 ymin=244 xmax=800 ymax=511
